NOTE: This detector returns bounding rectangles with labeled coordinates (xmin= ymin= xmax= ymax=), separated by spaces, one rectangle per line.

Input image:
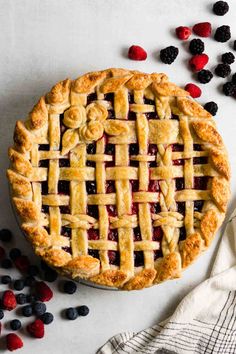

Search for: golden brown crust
xmin=8 ymin=68 xmax=230 ymax=290
xmin=180 ymin=233 xmax=203 ymax=268
xmin=192 ymin=121 xmax=223 ymax=146
xmin=200 ymin=210 xmax=218 ymax=247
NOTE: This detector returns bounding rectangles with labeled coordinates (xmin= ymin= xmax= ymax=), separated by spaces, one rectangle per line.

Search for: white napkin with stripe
xmin=97 ymin=209 xmax=236 ymax=354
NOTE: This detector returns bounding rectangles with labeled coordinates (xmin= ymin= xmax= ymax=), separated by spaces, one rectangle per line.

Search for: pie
xmin=7 ymin=68 xmax=230 ymax=290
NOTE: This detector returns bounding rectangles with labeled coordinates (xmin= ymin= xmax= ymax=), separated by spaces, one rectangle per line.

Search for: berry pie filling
xmin=133 ymin=227 xmax=142 ymax=241
xmin=87 ymin=229 xmax=99 ymax=240
xmin=108 ymin=230 xmax=118 ymax=242
xmin=61 ymin=227 xmax=71 ymax=238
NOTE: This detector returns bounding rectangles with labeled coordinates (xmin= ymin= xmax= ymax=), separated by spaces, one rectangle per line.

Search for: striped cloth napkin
xmin=97 ymin=209 xmax=236 ymax=354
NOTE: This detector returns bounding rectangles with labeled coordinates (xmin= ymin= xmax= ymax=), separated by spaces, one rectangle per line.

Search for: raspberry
xmin=215 ymin=63 xmax=231 ymax=78
xmin=35 ymin=281 xmax=53 ymax=302
xmin=213 ymin=1 xmax=229 ymax=16
xmin=128 ymin=45 xmax=147 ymax=61
xmin=175 ymin=26 xmax=192 ymax=40
xmin=14 ymin=256 xmax=30 ymax=273
xmin=189 ymin=54 xmax=209 ymax=72
xmin=184 ymin=83 xmax=202 ymax=98
xmin=6 ymin=333 xmax=23 ymax=351
xmin=2 ymin=290 xmax=17 ymax=311
xmin=197 ymin=69 xmax=213 ymax=84
xmin=222 ymin=52 xmax=235 ymax=64
xmin=204 ymin=102 xmax=218 ymax=116
xmin=189 ymin=39 xmax=205 ymax=55
xmin=160 ymin=46 xmax=179 ymax=64
xmin=0 ymin=246 xmax=6 ymax=260
xmin=214 ymin=25 xmax=231 ymax=42
xmin=193 ymin=22 xmax=212 ymax=37
xmin=27 ymin=319 xmax=44 ymax=338
xmin=222 ymin=82 xmax=236 ymax=96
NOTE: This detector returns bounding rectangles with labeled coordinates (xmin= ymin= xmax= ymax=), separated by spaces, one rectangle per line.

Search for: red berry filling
xmin=194 ymin=177 xmax=209 ymax=190
xmin=133 ymin=227 xmax=142 ymax=241
xmin=154 ymin=249 xmax=163 ymax=260
xmin=108 ymin=229 xmax=118 ymax=242
xmin=129 ymin=144 xmax=139 ymax=155
xmin=144 ymin=98 xmax=155 ymax=105
xmin=86 ymin=181 xmax=97 ymax=194
xmin=62 ymin=246 xmax=72 ymax=254
xmin=87 ymin=205 xmax=99 ymax=219
xmin=108 ymin=251 xmax=120 ymax=265
xmin=128 ymin=111 xmax=137 ymax=120
xmin=61 ymin=226 xmax=71 ymax=237
xmin=177 ymin=202 xmax=185 ymax=215
xmin=59 ymin=206 xmax=70 ymax=214
xmin=179 ymin=227 xmax=186 ymax=241
xmin=38 ymin=144 xmax=50 ymax=151
xmin=128 ymin=93 xmax=135 ymax=104
xmin=148 ymin=180 xmax=159 ymax=192
xmin=106 ymin=205 xmax=118 ymax=217
xmin=193 ymin=157 xmax=208 ymax=165
xmin=58 ymin=181 xmax=70 ymax=195
xmin=153 ymin=227 xmax=163 ymax=241
xmin=41 ymin=182 xmax=48 ymax=195
xmin=194 ymin=200 xmax=204 ymax=212
xmin=175 ymin=178 xmax=185 ymax=190
xmin=150 ymin=203 xmax=161 ymax=214
xmin=193 ymin=144 xmax=202 ymax=151
xmin=173 ymin=159 xmax=184 ymax=166
xmin=105 ymin=144 xmax=115 ymax=155
xmin=172 ymin=144 xmax=184 ymax=152
xmin=87 ymin=143 xmax=96 ymax=155
xmin=87 ymin=93 xmax=97 ymax=104
xmin=134 ymin=251 xmax=144 ymax=267
xmin=131 ymin=180 xmax=139 ymax=192
xmin=146 ymin=112 xmax=158 ymax=119
xmin=131 ymin=203 xmax=138 ymax=215
xmin=87 ymin=229 xmax=99 ymax=240
xmin=106 ymin=181 xmax=116 ymax=193
xmin=148 ymin=144 xmax=158 ymax=155
xmin=41 ymin=205 xmax=49 ymax=213
xmin=39 ymin=160 xmax=49 ymax=168
xmin=88 ymin=249 xmax=99 ymax=259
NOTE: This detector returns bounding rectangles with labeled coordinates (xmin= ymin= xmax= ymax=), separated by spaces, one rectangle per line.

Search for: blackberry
xmin=10 ymin=319 xmax=22 ymax=331
xmin=0 ymin=229 xmax=12 ymax=242
xmin=16 ymin=293 xmax=27 ymax=305
xmin=213 ymin=1 xmax=229 ymax=16
xmin=33 ymin=302 xmax=46 ymax=316
xmin=65 ymin=307 xmax=78 ymax=320
xmin=9 ymin=248 xmax=21 ymax=260
xmin=214 ymin=25 xmax=231 ymax=42
xmin=222 ymin=82 xmax=236 ymax=96
xmin=160 ymin=46 xmax=179 ymax=64
xmin=197 ymin=70 xmax=213 ymax=84
xmin=40 ymin=312 xmax=54 ymax=325
xmin=63 ymin=281 xmax=77 ymax=294
xmin=77 ymin=305 xmax=89 ymax=317
xmin=204 ymin=102 xmax=218 ymax=116
xmin=1 ymin=275 xmax=11 ymax=284
xmin=215 ymin=63 xmax=231 ymax=77
xmin=232 ymin=73 xmax=236 ymax=84
xmin=189 ymin=39 xmax=204 ymax=55
xmin=222 ymin=52 xmax=235 ymax=64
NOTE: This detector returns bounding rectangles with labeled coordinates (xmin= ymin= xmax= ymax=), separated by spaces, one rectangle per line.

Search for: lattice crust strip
xmin=8 ymin=68 xmax=230 ymax=290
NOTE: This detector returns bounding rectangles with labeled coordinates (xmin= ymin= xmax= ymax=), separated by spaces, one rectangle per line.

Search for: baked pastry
xmin=8 ymin=68 xmax=230 ymax=290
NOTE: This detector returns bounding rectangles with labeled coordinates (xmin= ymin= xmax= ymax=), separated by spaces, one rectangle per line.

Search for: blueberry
xmin=1 ymin=275 xmax=11 ymax=284
xmin=28 ymin=265 xmax=39 ymax=276
xmin=40 ymin=260 xmax=50 ymax=271
xmin=16 ymin=293 xmax=27 ymax=305
xmin=63 ymin=281 xmax=77 ymax=294
xmin=77 ymin=305 xmax=89 ymax=317
xmin=13 ymin=279 xmax=25 ymax=291
xmin=44 ymin=268 xmax=58 ymax=282
xmin=65 ymin=307 xmax=78 ymax=320
xmin=33 ymin=302 xmax=46 ymax=316
xmin=10 ymin=319 xmax=21 ymax=331
xmin=24 ymin=276 xmax=36 ymax=287
xmin=9 ymin=248 xmax=21 ymax=260
xmin=22 ymin=304 xmax=33 ymax=317
xmin=0 ymin=229 xmax=12 ymax=242
xmin=40 ymin=312 xmax=54 ymax=325
xmin=1 ymin=259 xmax=12 ymax=269
xmin=0 ymin=309 xmax=4 ymax=320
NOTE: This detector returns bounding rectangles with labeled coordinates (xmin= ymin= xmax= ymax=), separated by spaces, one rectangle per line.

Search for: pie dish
xmin=8 ymin=68 xmax=230 ymax=290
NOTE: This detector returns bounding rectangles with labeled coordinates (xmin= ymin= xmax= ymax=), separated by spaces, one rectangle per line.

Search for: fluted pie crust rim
xmin=8 ymin=68 xmax=230 ymax=290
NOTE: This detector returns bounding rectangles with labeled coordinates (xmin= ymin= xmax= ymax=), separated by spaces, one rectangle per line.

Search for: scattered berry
xmin=204 ymin=101 xmax=218 ymax=116
xmin=14 ymin=256 xmax=30 ymax=273
xmin=213 ymin=1 xmax=229 ymax=16
xmin=22 ymin=305 xmax=33 ymax=317
xmin=2 ymin=259 xmax=12 ymax=269
xmin=0 ymin=229 xmax=12 ymax=242
xmin=35 ymin=281 xmax=53 ymax=302
xmin=160 ymin=46 xmax=179 ymax=64
xmin=193 ymin=22 xmax=212 ymax=37
xmin=232 ymin=73 xmax=236 ymax=84
xmin=24 ymin=276 xmax=35 ymax=287
xmin=28 ymin=265 xmax=39 ymax=276
xmin=185 ymin=83 xmax=202 ymax=98
xmin=26 ymin=294 xmax=36 ymax=303
xmin=222 ymin=52 xmax=235 ymax=64
xmin=9 ymin=248 xmax=21 ymax=261
xmin=189 ymin=54 xmax=209 ymax=72
xmin=10 ymin=319 xmax=22 ymax=331
xmin=44 ymin=267 xmax=58 ymax=282
xmin=63 ymin=281 xmax=77 ymax=294
xmin=65 ymin=307 xmax=78 ymax=320
xmin=33 ymin=302 xmax=46 ymax=316
xmin=0 ymin=246 xmax=6 ymax=260
xmin=234 ymin=40 xmax=236 ymax=51
xmin=189 ymin=39 xmax=204 ymax=55
xmin=0 ymin=309 xmax=4 ymax=320
xmin=77 ymin=305 xmax=89 ymax=317
xmin=13 ymin=279 xmax=25 ymax=291
xmin=175 ymin=26 xmax=192 ymax=40
xmin=214 ymin=25 xmax=231 ymax=42
xmin=6 ymin=333 xmax=23 ymax=351
xmin=2 ymin=275 xmax=11 ymax=284
xmin=40 ymin=312 xmax=54 ymax=325
xmin=3 ymin=291 xmax=17 ymax=311
xmin=128 ymin=45 xmax=147 ymax=61
xmin=215 ymin=63 xmax=231 ymax=77
xmin=222 ymin=82 xmax=236 ymax=96
xmin=27 ymin=319 xmax=44 ymax=338
xmin=16 ymin=293 xmax=27 ymax=305
xmin=197 ymin=69 xmax=213 ymax=84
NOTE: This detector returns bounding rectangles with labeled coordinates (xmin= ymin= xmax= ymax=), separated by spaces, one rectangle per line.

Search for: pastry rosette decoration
xmin=62 ymin=102 xmax=129 ymax=154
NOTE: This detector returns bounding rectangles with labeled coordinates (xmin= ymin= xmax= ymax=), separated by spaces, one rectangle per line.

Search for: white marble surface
xmin=0 ymin=0 xmax=236 ymax=353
